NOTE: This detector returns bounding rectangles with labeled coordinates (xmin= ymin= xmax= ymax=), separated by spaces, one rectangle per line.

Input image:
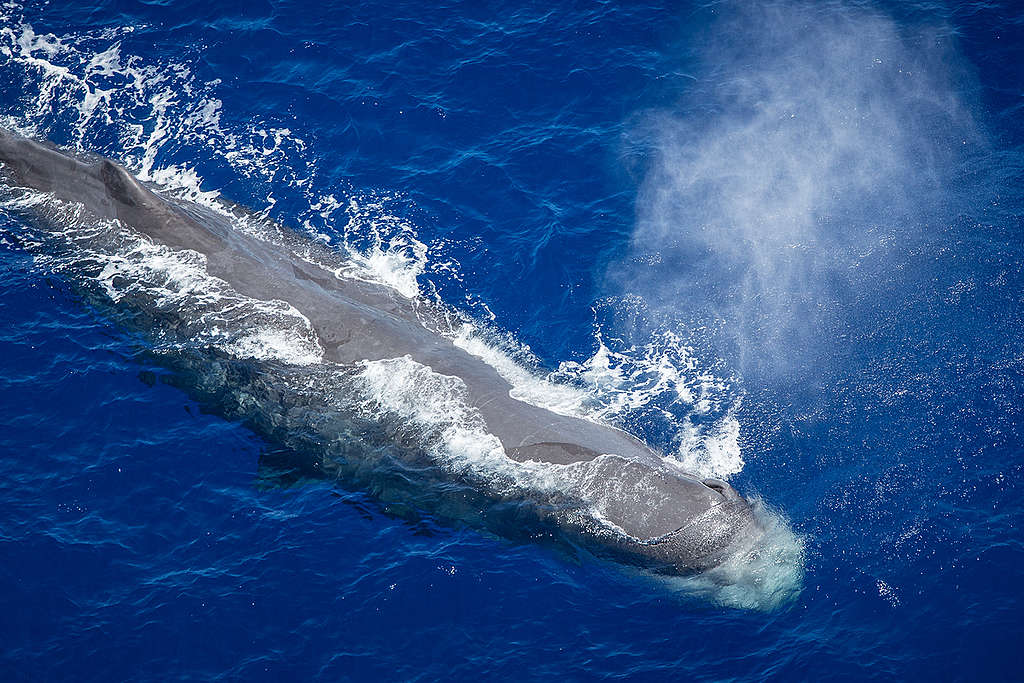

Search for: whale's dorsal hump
xmin=507 ymin=441 xmax=602 ymax=465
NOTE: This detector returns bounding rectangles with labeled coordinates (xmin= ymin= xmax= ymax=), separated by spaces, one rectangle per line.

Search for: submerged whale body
xmin=0 ymin=127 xmax=763 ymax=574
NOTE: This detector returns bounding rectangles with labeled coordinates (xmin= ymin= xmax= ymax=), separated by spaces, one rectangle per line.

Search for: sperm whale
xmin=0 ymin=126 xmax=762 ymax=573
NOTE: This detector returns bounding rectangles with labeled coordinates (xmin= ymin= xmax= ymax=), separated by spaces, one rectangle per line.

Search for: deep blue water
xmin=1 ymin=0 xmax=1023 ymax=680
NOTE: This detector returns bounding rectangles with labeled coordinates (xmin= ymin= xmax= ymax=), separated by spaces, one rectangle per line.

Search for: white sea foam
xmin=353 ymin=356 xmax=514 ymax=480
xmin=353 ymin=354 xmax=666 ymax=505
xmin=314 ymin=195 xmax=429 ymax=299
xmin=90 ymin=239 xmax=323 ymax=365
xmin=0 ymin=13 xmax=313 ymax=205
xmin=674 ymin=414 xmax=744 ymax=480
xmin=223 ymin=327 xmax=324 ymax=366
xmin=452 ymin=324 xmax=593 ymax=417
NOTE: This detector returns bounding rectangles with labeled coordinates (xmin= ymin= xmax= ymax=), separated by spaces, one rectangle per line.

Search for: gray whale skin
xmin=0 ymin=127 xmax=762 ymax=574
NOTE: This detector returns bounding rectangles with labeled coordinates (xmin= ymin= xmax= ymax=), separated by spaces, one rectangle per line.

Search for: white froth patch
xmin=560 ymin=327 xmax=744 ymax=478
xmin=454 ymin=319 xmax=744 ymax=479
xmin=332 ymin=197 xmax=428 ymax=299
xmin=92 ymin=236 xmax=324 ymax=364
xmin=352 ymin=356 xmax=608 ymax=501
xmin=225 ymin=328 xmax=323 ymax=366
xmin=675 ymin=413 xmax=744 ymax=479
xmin=139 ymin=164 xmax=222 ymax=206
xmin=354 ymin=356 xmax=511 ymax=477
xmin=343 ymin=234 xmax=425 ymax=299
xmin=573 ymin=333 xmax=695 ymax=411
xmin=0 ymin=15 xmax=314 ymax=213
xmin=453 ymin=323 xmax=591 ymax=417
xmin=555 ymin=328 xmax=729 ymax=420
xmin=303 ymin=194 xmax=429 ymax=299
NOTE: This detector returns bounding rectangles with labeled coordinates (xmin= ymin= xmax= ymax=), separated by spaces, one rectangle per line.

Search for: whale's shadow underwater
xmin=0 ymin=127 xmax=797 ymax=596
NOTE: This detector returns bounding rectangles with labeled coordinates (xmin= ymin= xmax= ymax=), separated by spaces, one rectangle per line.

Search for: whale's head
xmin=564 ymin=457 xmax=763 ymax=574
xmin=634 ymin=477 xmax=763 ymax=573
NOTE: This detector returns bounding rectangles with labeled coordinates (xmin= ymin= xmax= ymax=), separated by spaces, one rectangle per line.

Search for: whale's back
xmin=0 ymin=127 xmax=762 ymax=573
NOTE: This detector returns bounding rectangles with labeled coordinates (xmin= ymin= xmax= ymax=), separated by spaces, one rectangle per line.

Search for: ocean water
xmin=0 ymin=0 xmax=1022 ymax=680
